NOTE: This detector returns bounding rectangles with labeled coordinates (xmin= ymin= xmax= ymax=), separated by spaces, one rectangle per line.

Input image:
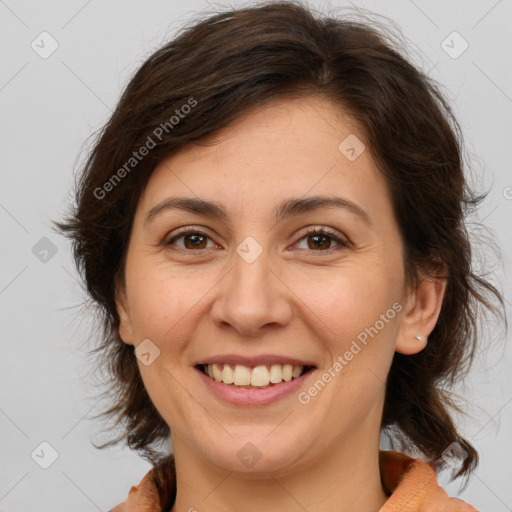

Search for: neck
xmin=169 ymin=426 xmax=389 ymax=512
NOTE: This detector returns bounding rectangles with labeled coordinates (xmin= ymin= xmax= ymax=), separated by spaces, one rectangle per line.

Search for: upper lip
xmin=193 ymin=354 xmax=317 ymax=367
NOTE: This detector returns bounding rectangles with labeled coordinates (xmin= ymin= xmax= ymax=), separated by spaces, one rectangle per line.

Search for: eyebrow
xmin=144 ymin=195 xmax=373 ymax=227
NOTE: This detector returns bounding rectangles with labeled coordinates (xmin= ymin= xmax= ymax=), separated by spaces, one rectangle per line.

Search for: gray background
xmin=1 ymin=0 xmax=511 ymax=510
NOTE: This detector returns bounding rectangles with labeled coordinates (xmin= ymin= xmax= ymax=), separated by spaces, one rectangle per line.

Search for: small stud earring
xmin=415 ymin=334 xmax=427 ymax=343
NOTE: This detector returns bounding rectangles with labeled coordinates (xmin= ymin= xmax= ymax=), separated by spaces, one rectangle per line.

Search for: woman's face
xmin=116 ymin=95 xmax=440 ymax=475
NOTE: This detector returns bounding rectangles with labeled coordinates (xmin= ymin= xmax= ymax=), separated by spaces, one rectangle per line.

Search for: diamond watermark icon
xmin=31 ymin=31 xmax=59 ymax=59
xmin=135 ymin=338 xmax=161 ymax=366
xmin=31 ymin=441 xmax=59 ymax=469
xmin=441 ymin=31 xmax=469 ymax=59
xmin=236 ymin=236 xmax=263 ymax=264
xmin=338 ymin=134 xmax=366 ymax=161
xmin=236 ymin=442 xmax=263 ymax=468
xmin=32 ymin=237 xmax=58 ymax=263
xmin=440 ymin=441 xmax=468 ymax=469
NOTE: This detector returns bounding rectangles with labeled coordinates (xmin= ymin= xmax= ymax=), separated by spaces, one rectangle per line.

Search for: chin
xmin=202 ymin=433 xmax=310 ymax=476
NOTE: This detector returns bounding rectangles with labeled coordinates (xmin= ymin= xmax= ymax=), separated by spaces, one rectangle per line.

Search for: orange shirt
xmin=110 ymin=450 xmax=479 ymax=511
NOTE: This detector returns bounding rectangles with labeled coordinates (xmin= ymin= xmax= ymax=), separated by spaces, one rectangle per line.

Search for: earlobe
xmin=395 ymin=271 xmax=447 ymax=355
xmin=395 ymin=331 xmax=429 ymax=355
xmin=115 ymin=282 xmax=134 ymax=346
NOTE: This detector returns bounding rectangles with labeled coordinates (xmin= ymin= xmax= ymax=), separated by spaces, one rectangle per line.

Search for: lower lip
xmin=195 ymin=367 xmax=316 ymax=406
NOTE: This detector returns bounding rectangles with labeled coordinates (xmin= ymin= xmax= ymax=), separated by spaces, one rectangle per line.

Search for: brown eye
xmin=164 ymin=229 xmax=216 ymax=251
xmin=163 ymin=226 xmax=348 ymax=254
xmin=295 ymin=227 xmax=348 ymax=253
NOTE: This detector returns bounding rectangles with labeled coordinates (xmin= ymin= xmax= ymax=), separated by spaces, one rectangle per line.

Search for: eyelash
xmin=163 ymin=226 xmax=349 ymax=254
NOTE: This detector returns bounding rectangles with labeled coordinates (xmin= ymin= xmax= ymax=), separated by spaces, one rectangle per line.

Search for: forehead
xmin=137 ymin=95 xmax=391 ymax=223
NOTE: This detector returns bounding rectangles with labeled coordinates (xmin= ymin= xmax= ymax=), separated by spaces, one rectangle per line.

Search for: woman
xmin=55 ymin=1 xmax=505 ymax=511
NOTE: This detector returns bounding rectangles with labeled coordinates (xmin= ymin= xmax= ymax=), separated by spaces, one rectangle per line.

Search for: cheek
xmin=293 ymin=262 xmax=401 ymax=351
xmin=298 ymin=267 xmax=400 ymax=418
xmin=126 ymin=268 xmax=197 ymax=347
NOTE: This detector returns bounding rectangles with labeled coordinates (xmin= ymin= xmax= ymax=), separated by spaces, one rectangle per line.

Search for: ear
xmin=395 ymin=265 xmax=447 ymax=355
xmin=115 ymin=279 xmax=135 ymax=346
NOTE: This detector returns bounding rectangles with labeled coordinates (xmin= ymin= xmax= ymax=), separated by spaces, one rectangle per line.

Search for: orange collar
xmin=110 ymin=450 xmax=478 ymax=512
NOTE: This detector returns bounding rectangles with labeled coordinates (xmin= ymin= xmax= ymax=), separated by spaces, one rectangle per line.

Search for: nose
xmin=210 ymin=247 xmax=293 ymax=338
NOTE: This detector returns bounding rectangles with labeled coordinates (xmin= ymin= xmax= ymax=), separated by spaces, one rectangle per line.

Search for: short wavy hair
xmin=55 ymin=0 xmax=506 ymax=484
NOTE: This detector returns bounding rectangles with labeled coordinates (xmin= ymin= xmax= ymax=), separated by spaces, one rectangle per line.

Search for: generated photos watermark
xmin=297 ymin=301 xmax=403 ymax=405
xmin=93 ymin=97 xmax=198 ymax=200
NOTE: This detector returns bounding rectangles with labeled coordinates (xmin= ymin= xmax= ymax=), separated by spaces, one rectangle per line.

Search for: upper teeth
xmin=205 ymin=363 xmax=304 ymax=387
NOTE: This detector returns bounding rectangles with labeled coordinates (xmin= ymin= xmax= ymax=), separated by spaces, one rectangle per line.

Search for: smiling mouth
xmin=196 ymin=363 xmax=315 ymax=389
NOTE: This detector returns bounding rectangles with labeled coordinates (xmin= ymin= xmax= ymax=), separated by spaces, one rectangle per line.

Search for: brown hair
xmin=54 ymin=0 xmax=506 ymax=484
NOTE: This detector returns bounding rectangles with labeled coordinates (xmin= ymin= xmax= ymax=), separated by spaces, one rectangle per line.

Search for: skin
xmin=116 ymin=95 xmax=447 ymax=512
